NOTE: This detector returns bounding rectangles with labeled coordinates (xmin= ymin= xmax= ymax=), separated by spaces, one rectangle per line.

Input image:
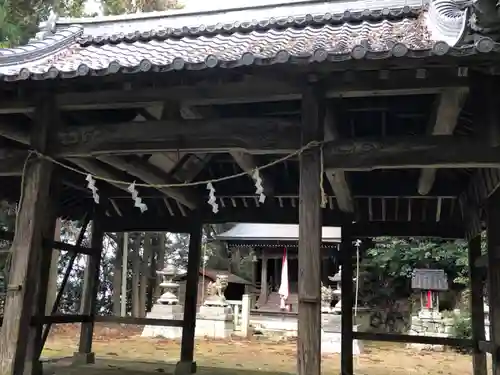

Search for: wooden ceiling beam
xmin=418 ymin=88 xmax=468 ymax=195
xmin=56 ymin=117 xmax=299 ymax=157
xmin=0 ymin=72 xmax=469 ymax=114
xmin=322 ymin=136 xmax=500 ymax=171
xmin=100 ymin=212 xmax=464 ymax=239
xmin=324 ymin=108 xmax=353 ymax=212
xmin=97 ymin=155 xmax=200 ymax=209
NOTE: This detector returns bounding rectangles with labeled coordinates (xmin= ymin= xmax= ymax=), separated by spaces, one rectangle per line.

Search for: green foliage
xmin=102 ymin=0 xmax=183 ymax=16
xmin=0 ymin=0 xmax=182 ymax=48
xmin=359 ymin=237 xmax=470 ymax=307
xmin=450 ymin=311 xmax=472 ymax=353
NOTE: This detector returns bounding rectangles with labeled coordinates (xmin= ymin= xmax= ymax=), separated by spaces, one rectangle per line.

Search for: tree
xmin=0 ymin=0 xmax=87 ymax=48
xmin=359 ymin=237 xmax=473 ymax=308
xmin=101 ymin=0 xmax=182 ymax=16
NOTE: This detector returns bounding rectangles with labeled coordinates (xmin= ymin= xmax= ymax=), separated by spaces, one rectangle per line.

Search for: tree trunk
xmin=131 ymin=234 xmax=141 ymax=318
xmin=139 ymin=233 xmax=153 ymax=318
xmin=154 ymin=233 xmax=166 ymax=300
xmin=112 ymin=233 xmax=123 ymax=316
xmin=80 ymin=255 xmax=90 ymax=314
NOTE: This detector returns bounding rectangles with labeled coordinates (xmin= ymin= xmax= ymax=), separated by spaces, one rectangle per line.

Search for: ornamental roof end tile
xmin=0 ymin=0 xmax=494 ymax=82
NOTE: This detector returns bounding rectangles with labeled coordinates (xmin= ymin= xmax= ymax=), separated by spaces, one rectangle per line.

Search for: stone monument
xmin=142 ymin=263 xmax=183 ymax=338
xmin=321 ymin=268 xmax=363 ymax=355
xmin=195 ymin=274 xmax=234 ymax=339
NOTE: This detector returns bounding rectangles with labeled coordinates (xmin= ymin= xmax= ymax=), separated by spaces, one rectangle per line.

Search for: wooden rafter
xmin=97 ymin=155 xmax=200 ymax=209
xmin=69 ymin=158 xmax=130 ymax=194
xmin=418 ymin=88 xmax=468 ymax=195
xmin=324 ymin=108 xmax=353 ymax=212
xmin=230 ymin=151 xmax=274 ymax=197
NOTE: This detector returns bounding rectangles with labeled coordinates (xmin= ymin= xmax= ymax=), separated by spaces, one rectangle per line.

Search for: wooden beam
xmin=297 ymin=81 xmax=324 ymax=375
xmin=229 ymin=151 xmax=274 ymax=197
xmin=0 ymin=97 xmax=56 ymax=375
xmin=468 ymin=235 xmax=487 ymax=375
xmin=0 ymin=122 xmax=29 ymax=144
xmin=322 ymin=136 xmax=500 ymax=171
xmin=97 ymin=155 xmax=200 ymax=209
xmin=69 ymin=158 xmax=131 ymax=193
xmin=486 ymin=189 xmax=500 ymax=375
xmin=52 ymin=119 xmax=500 ymax=169
xmin=76 ymin=212 xmax=104 ymax=364
xmin=353 ymin=331 xmax=472 ymax=348
xmin=177 ymin=221 xmax=202 ymax=374
xmin=56 ymin=117 xmax=299 ymax=157
xmin=418 ymin=89 xmax=467 ymax=195
xmin=340 ymin=223 xmax=354 ymax=375
xmin=324 ymin=107 xmax=353 ymax=212
xmin=100 ymin=210 xmax=464 ymax=238
xmin=0 ymin=71 xmax=469 ymax=114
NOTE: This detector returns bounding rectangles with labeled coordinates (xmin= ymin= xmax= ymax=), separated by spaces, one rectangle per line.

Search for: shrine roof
xmin=411 ymin=268 xmax=449 ymax=291
xmin=217 ymin=223 xmax=341 ymax=243
xmin=0 ymin=0 xmax=480 ymax=81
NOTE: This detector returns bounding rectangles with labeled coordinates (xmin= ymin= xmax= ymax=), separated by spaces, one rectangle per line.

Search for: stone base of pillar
xmin=72 ymin=351 xmax=95 ymax=365
xmin=23 ymin=360 xmax=43 ymax=375
xmin=174 ymin=360 xmax=197 ymax=374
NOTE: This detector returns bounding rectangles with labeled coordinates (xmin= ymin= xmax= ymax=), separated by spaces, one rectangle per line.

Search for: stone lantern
xmin=157 ymin=263 xmax=179 ymax=305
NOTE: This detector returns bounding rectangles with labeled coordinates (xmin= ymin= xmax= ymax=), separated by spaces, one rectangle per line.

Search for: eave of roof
xmin=0 ymin=0 xmax=493 ymax=82
xmin=217 ymin=223 xmax=342 ymax=243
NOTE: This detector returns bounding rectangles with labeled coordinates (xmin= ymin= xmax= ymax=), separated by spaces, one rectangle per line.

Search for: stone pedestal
xmin=321 ymin=314 xmax=363 ymax=355
xmin=195 ymin=305 xmax=234 ymax=339
xmin=408 ymin=311 xmax=447 ymax=351
xmin=142 ymin=304 xmax=184 ymax=339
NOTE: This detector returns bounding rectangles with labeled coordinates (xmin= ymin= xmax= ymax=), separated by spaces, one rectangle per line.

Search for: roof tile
xmin=0 ymin=1 xmax=495 ymax=81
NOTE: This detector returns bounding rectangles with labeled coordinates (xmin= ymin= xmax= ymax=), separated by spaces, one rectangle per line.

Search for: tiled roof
xmin=411 ymin=268 xmax=449 ymax=291
xmin=0 ymin=0 xmax=494 ymax=81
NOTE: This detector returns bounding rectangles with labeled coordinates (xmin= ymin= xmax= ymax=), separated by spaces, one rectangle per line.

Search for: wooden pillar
xmin=259 ymin=253 xmax=268 ymax=304
xmin=468 ymin=234 xmax=487 ymax=375
xmin=74 ymin=212 xmax=104 ymax=365
xmin=175 ymin=222 xmax=202 ymax=375
xmin=487 ymin=189 xmax=500 ymax=375
xmin=274 ymin=258 xmax=280 ymax=289
xmin=297 ymin=80 xmax=324 ymax=375
xmin=0 ymin=96 xmax=57 ymax=375
xmin=340 ymin=225 xmax=354 ymax=375
xmin=46 ymin=219 xmax=62 ymax=316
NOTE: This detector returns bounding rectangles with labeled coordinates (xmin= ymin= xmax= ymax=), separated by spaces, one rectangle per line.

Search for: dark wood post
xmin=468 ymin=234 xmax=487 ymax=375
xmin=74 ymin=211 xmax=104 ymax=365
xmin=0 ymin=96 xmax=57 ymax=375
xmin=297 ymin=79 xmax=324 ymax=375
xmin=487 ymin=188 xmax=500 ymax=375
xmin=26 ymin=174 xmax=61 ymax=375
xmin=340 ymin=224 xmax=354 ymax=375
xmin=175 ymin=221 xmax=202 ymax=375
